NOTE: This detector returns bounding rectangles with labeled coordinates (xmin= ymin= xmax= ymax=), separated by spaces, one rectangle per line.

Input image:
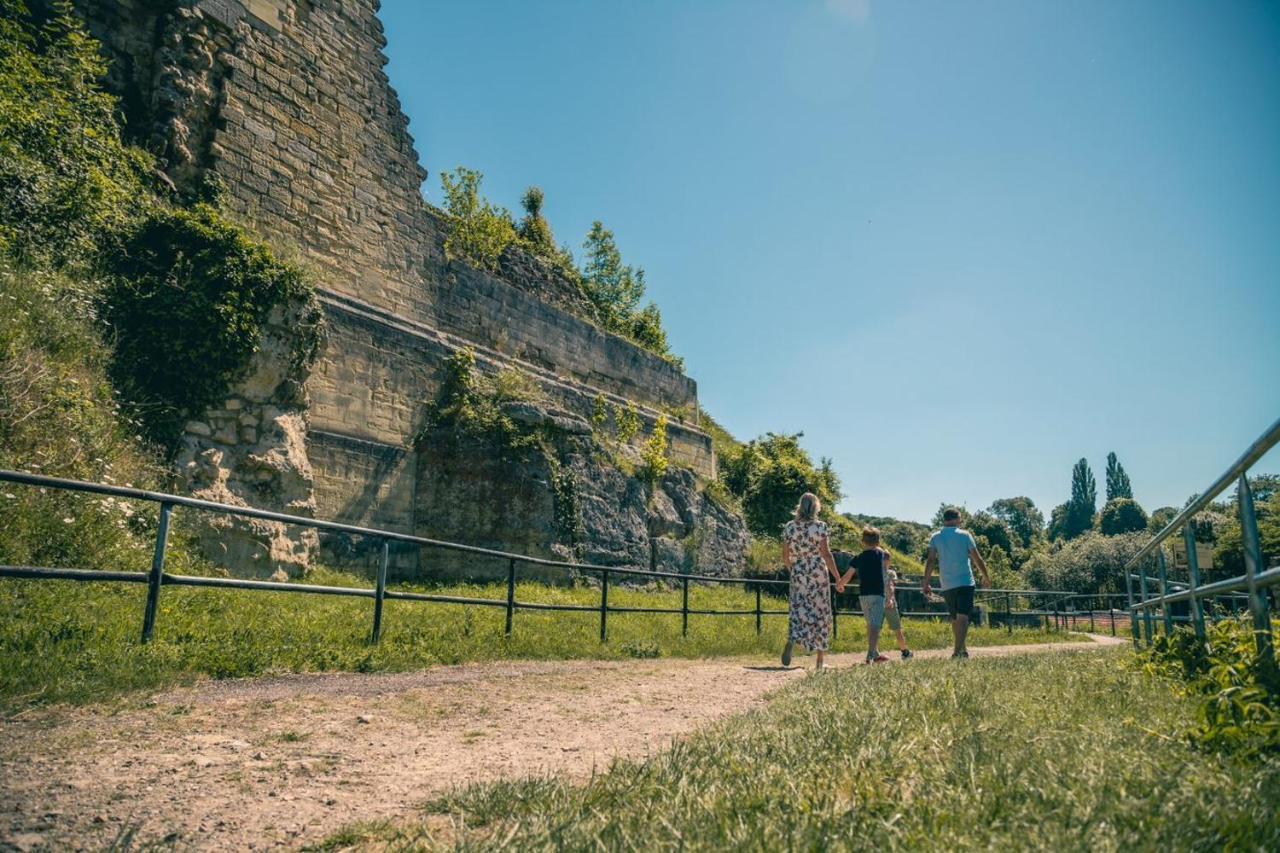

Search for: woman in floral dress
xmin=781 ymin=492 xmax=842 ymax=671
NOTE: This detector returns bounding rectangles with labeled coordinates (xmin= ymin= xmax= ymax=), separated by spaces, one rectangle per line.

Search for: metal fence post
xmin=1006 ymin=592 xmax=1012 ymax=634
xmin=1239 ymin=474 xmax=1275 ymax=669
xmin=831 ymin=587 xmax=838 ymax=641
xmin=681 ymin=576 xmax=689 ymax=637
xmin=1139 ymin=564 xmax=1154 ymax=645
xmin=504 ymin=558 xmax=517 ymax=636
xmin=1157 ymin=548 xmax=1174 ymax=636
xmin=371 ymin=539 xmax=389 ymax=643
xmin=755 ymin=585 xmax=762 ymax=635
xmin=1183 ymin=524 xmax=1206 ymax=642
xmin=599 ymin=569 xmax=609 ymax=643
xmin=141 ymin=502 xmax=173 ymax=643
xmin=1125 ymin=569 xmax=1139 ymax=646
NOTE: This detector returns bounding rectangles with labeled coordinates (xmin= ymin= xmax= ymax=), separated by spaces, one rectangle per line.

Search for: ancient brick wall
xmin=75 ymin=0 xmax=725 ymax=574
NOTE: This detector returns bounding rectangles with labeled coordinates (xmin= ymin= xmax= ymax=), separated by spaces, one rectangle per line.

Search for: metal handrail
xmin=0 ymin=469 xmax=783 ymax=587
xmin=1126 ymin=416 xmax=1280 ymax=569
xmin=1123 ymin=417 xmax=1279 ymax=664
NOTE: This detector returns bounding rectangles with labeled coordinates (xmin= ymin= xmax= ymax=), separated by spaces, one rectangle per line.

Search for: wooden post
xmin=141 ymin=502 xmax=173 ymax=643
xmin=371 ymin=539 xmax=389 ymax=643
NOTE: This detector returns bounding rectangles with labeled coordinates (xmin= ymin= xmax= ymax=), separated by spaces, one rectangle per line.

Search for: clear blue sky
xmin=379 ymin=0 xmax=1280 ymax=524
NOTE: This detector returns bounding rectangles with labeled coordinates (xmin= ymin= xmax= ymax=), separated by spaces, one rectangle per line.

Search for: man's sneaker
xmin=782 ymin=640 xmax=794 ymax=667
xmin=900 ymin=649 xmax=914 ymax=660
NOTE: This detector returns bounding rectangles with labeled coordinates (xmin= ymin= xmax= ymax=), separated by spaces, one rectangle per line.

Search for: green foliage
xmin=439 ymin=166 xmax=516 ymax=272
xmin=1099 ymin=497 xmax=1149 ymax=535
xmin=590 ymin=393 xmax=608 ymax=428
xmin=638 ymin=414 xmax=670 ymax=483
xmin=614 ymin=400 xmax=641 ymax=444
xmin=1054 ymin=457 xmax=1098 ymax=540
xmin=417 ymin=348 xmax=543 ymax=456
xmin=1149 ymin=505 xmax=1179 ymax=533
xmin=0 ymin=262 xmax=173 ymax=572
xmin=1024 ymin=531 xmax=1148 ymax=595
xmin=720 ymin=432 xmax=840 ymax=537
xmin=0 ymin=570 xmax=1062 ymax=711
xmin=101 ymin=204 xmax=321 ymax=450
xmin=987 ymin=496 xmax=1044 ymax=548
xmin=0 ymin=1 xmax=153 ymax=267
xmin=1213 ymin=492 xmax=1280 ymax=581
xmin=968 ymin=510 xmax=1015 ymax=554
xmin=333 ymin=650 xmax=1280 ymax=850
xmin=1141 ymin=618 xmax=1280 ymax=756
xmin=1105 ymin=451 xmax=1133 ymax=501
xmin=549 ymin=462 xmax=584 ymax=558
xmin=619 ymin=639 xmax=661 ymax=659
xmin=580 ymin=220 xmax=680 ymax=365
xmin=515 ymin=185 xmax=577 ymax=276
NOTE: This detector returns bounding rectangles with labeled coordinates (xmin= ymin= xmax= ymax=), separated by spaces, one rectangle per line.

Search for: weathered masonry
xmin=74 ymin=0 xmax=739 ymax=579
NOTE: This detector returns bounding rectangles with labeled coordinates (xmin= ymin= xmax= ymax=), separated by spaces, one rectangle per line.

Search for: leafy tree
xmin=1098 ymin=497 xmax=1148 ymax=536
xmin=439 ymin=166 xmax=516 ymax=271
xmin=930 ymin=503 xmax=970 ymax=529
xmin=582 ymin=221 xmax=646 ymax=325
xmin=968 ymin=510 xmax=1015 ymax=555
xmin=1105 ymin=452 xmax=1133 ymax=501
xmin=1148 ymin=506 xmax=1178 ymax=534
xmin=720 ymin=432 xmax=840 ymax=536
xmin=988 ymin=496 xmax=1044 ymax=548
xmin=1051 ymin=458 xmax=1097 ymax=541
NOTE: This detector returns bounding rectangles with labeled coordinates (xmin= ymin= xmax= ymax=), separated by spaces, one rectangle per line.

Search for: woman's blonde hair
xmin=794 ymin=492 xmax=821 ymax=522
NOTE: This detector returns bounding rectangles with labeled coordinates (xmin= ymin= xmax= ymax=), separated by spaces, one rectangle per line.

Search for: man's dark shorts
xmin=942 ymin=585 xmax=976 ymax=618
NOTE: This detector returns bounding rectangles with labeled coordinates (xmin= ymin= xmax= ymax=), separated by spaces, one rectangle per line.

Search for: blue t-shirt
xmin=929 ymin=526 xmax=978 ymax=590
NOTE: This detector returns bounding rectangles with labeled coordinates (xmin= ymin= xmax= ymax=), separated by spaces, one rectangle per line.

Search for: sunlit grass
xmin=0 ymin=567 xmax=1068 ymax=711
xmin=324 ymin=649 xmax=1280 ymax=851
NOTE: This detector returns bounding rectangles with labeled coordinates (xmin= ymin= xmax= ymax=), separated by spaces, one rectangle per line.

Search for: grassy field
xmin=323 ymin=648 xmax=1280 ymax=851
xmin=0 ymin=568 xmax=1067 ymax=711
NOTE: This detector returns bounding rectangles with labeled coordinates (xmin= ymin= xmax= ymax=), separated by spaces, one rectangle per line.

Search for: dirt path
xmin=0 ymin=638 xmax=1120 ymax=851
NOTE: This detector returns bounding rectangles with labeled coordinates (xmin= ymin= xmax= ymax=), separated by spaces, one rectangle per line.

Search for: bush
xmin=1023 ymin=531 xmax=1147 ymax=595
xmin=0 ymin=1 xmax=153 ymax=267
xmin=100 ymin=204 xmax=321 ymax=449
xmin=1140 ymin=618 xmax=1280 ymax=756
xmin=720 ymin=432 xmax=840 ymax=537
xmin=638 ymin=415 xmax=670 ymax=483
xmin=439 ymin=166 xmax=516 ymax=272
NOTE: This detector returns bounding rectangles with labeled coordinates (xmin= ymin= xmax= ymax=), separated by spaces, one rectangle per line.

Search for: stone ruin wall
xmin=75 ymin=0 xmax=730 ymax=578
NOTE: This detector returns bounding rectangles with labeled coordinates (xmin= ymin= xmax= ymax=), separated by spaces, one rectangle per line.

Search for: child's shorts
xmin=860 ymin=595 xmax=886 ymax=629
xmin=884 ymin=602 xmax=902 ymax=632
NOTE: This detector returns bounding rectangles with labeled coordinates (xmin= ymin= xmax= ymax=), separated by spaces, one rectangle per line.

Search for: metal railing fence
xmin=0 ymin=468 xmax=1123 ymax=646
xmin=1125 ymin=417 xmax=1280 ymax=666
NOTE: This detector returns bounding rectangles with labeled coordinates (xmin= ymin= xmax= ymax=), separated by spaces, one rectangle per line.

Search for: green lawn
xmin=0 ymin=568 xmax=1067 ymax=711
xmin=322 ymin=649 xmax=1280 ymax=851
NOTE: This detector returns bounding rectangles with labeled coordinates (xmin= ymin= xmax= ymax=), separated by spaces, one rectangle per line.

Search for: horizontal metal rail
xmin=1126 ymin=416 xmax=1280 ymax=568
xmin=0 ymin=468 xmax=1120 ymax=647
xmin=1121 ymin=417 xmax=1279 ymax=660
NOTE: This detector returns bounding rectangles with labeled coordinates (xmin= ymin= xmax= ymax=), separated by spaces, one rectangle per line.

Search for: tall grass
xmin=326 ymin=649 xmax=1280 ymax=851
xmin=0 ymin=568 xmax=1065 ymax=711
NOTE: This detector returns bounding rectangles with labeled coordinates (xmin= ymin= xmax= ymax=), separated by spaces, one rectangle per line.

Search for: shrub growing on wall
xmin=0 ymin=1 xmax=152 ymax=267
xmin=101 ymin=204 xmax=320 ymax=450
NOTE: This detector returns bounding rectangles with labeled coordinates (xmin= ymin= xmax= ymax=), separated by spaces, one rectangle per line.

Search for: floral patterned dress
xmin=783 ymin=519 xmax=833 ymax=652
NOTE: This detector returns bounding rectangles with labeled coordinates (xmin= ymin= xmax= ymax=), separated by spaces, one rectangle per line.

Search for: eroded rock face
xmin=176 ymin=299 xmax=320 ymax=580
xmin=414 ymin=404 xmax=748 ymax=583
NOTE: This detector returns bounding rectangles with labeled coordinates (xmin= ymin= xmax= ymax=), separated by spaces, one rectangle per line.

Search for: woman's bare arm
xmin=820 ymin=539 xmax=840 ymax=582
